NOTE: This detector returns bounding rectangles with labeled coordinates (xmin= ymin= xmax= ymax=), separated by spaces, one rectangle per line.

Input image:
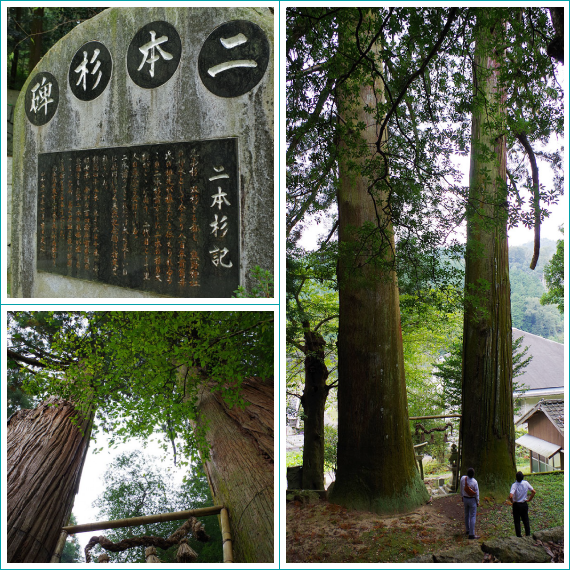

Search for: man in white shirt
xmin=509 ymin=471 xmax=536 ymax=537
xmin=460 ymin=467 xmax=480 ymax=539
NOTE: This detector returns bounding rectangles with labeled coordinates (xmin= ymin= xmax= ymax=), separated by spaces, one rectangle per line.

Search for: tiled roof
xmin=516 ymin=399 xmax=564 ymax=435
xmin=512 ymin=329 xmax=564 ymax=391
xmin=539 ymin=399 xmax=565 ymax=432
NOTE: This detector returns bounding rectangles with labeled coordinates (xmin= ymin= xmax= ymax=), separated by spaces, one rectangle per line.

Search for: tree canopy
xmin=91 ymin=450 xmax=222 ymax=563
xmin=287 ymin=7 xmax=563 ymax=277
xmin=540 ymin=227 xmax=564 ymax=314
xmin=7 ymin=311 xmax=274 ymax=463
xmin=7 ymin=7 xmax=106 ymax=89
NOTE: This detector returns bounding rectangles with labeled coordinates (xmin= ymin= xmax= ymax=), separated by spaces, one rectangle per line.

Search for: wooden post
xmin=220 ymin=507 xmax=233 ymax=563
xmin=49 ymin=530 xmax=68 ymax=563
xmin=62 ymin=505 xmax=223 ymax=534
xmin=409 ymin=414 xmax=462 ymax=420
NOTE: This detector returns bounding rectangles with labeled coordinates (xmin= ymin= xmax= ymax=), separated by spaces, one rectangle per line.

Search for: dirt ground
xmin=286 ymin=494 xmax=479 ymax=563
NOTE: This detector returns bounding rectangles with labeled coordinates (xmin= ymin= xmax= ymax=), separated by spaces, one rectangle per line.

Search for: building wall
xmin=527 ymin=412 xmax=564 ymax=447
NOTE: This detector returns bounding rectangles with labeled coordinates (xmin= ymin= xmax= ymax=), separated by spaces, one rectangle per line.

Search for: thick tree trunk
xmin=461 ymin=16 xmax=516 ymax=495
xmin=9 ymin=7 xmax=22 ymax=89
xmin=7 ymin=397 xmax=93 ymax=562
xmin=547 ymin=7 xmax=564 ymax=64
xmin=191 ymin=375 xmax=274 ymax=563
xmin=300 ymin=327 xmax=329 ymax=490
xmin=28 ymin=7 xmax=44 ymax=73
xmin=330 ymin=11 xmax=429 ymax=514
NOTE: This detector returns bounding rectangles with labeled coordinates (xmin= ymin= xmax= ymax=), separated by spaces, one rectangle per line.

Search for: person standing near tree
xmin=460 ymin=467 xmax=480 ymax=539
xmin=509 ymin=471 xmax=536 ymax=537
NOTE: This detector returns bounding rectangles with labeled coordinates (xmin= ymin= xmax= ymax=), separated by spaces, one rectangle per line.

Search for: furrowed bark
xmin=7 ymin=397 xmax=93 ymax=562
xmin=187 ymin=373 xmax=274 ymax=563
xmin=300 ymin=326 xmax=330 ymax=490
xmin=461 ymin=15 xmax=516 ymax=495
xmin=330 ymin=9 xmax=429 ymax=514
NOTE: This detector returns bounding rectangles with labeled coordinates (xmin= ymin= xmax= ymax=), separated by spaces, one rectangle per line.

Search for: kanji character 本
xmin=30 ymin=77 xmax=54 ymax=116
xmin=209 ymin=246 xmax=233 ymax=268
xmin=210 ymin=189 xmax=231 ymax=210
xmin=210 ymin=214 xmax=228 ymax=237
xmin=138 ymin=31 xmax=173 ymax=78
xmin=74 ymin=49 xmax=102 ymax=91
xmin=207 ymin=33 xmax=257 ymax=77
xmin=209 ymin=166 xmax=231 ymax=209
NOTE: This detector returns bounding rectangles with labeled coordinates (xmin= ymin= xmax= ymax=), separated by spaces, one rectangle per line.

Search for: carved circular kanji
xmin=198 ymin=20 xmax=270 ymax=98
xmin=69 ymin=41 xmax=112 ymax=101
xmin=127 ymin=21 xmax=182 ymax=89
xmin=25 ymin=71 xmax=59 ymax=126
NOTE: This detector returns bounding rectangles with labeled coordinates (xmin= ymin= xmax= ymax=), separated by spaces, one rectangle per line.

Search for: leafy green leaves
xmin=91 ymin=450 xmax=222 ymax=563
xmin=7 ymin=311 xmax=274 ymax=464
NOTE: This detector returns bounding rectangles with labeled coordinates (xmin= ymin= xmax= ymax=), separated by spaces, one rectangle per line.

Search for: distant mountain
xmin=509 ymin=238 xmax=564 ymax=343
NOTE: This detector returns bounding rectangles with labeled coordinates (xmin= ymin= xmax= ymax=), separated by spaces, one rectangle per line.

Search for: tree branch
xmin=515 ymin=132 xmax=540 ymax=269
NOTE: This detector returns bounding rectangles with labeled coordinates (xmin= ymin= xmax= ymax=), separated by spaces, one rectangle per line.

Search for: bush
xmin=286 ymin=450 xmax=303 ymax=467
xmin=323 ymin=425 xmax=337 ymax=474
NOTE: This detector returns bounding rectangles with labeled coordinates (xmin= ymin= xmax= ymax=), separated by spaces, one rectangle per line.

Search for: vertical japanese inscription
xmin=37 ymin=139 xmax=239 ymax=297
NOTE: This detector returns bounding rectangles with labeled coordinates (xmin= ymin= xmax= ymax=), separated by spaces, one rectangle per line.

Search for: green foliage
xmin=400 ymin=289 xmax=463 ymax=419
xmin=286 ymin=278 xmax=338 ymax=393
xmin=510 ymin=239 xmax=564 ymax=341
xmin=233 ymin=266 xmax=274 ymax=298
xmin=287 ymin=6 xmax=563 ymax=284
xmin=91 ymin=450 xmax=222 ymax=563
xmin=6 ymin=365 xmax=37 ymax=417
xmin=286 ymin=450 xmax=303 ymax=468
xmin=7 ymin=311 xmax=273 ymax=464
xmin=514 ymin=426 xmax=529 ymax=462
xmin=434 ymin=335 xmax=532 ymax=413
xmin=540 ymin=227 xmax=564 ymax=314
xmin=7 ymin=8 xmax=106 ymax=89
xmin=323 ymin=425 xmax=338 ymax=474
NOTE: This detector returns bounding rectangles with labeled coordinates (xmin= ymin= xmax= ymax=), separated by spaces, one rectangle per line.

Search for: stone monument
xmin=11 ymin=7 xmax=274 ymax=297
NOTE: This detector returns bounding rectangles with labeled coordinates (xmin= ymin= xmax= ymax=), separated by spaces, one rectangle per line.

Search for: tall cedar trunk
xmin=9 ymin=7 xmax=22 ymax=89
xmin=191 ymin=375 xmax=274 ymax=563
xmin=329 ymin=11 xmax=429 ymax=513
xmin=461 ymin=15 xmax=516 ymax=495
xmin=300 ymin=327 xmax=329 ymax=490
xmin=28 ymin=7 xmax=44 ymax=73
xmin=7 ymin=397 xmax=93 ymax=562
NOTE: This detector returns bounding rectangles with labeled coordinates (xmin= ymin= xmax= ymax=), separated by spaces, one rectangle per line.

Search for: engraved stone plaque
xmin=25 ymin=71 xmax=59 ymax=126
xmin=37 ymin=139 xmax=239 ymax=297
xmin=69 ymin=41 xmax=113 ymax=101
xmin=127 ymin=21 xmax=182 ymax=89
xmin=198 ymin=20 xmax=270 ymax=97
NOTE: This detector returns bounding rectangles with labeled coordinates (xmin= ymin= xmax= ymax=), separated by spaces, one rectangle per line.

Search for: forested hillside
xmin=510 ymin=238 xmax=563 ymax=342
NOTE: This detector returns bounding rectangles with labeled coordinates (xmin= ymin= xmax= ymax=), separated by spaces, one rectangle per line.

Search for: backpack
xmin=463 ymin=476 xmax=477 ymax=497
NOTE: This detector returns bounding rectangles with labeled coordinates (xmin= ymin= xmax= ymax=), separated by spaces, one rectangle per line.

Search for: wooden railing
xmin=51 ymin=505 xmax=233 ymax=563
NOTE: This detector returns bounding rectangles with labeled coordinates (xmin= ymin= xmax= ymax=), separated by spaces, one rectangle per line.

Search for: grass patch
xmin=287 ymin=450 xmax=303 ymax=467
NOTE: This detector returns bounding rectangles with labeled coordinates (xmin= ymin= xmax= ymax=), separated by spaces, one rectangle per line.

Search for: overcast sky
xmin=299 ymin=147 xmax=567 ymax=253
xmin=73 ymin=430 xmax=187 ymax=554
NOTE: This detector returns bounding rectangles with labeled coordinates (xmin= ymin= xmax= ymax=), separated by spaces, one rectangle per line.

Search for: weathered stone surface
xmin=12 ymin=7 xmax=274 ymax=298
xmin=404 ymin=553 xmax=434 ymax=563
xmin=433 ymin=545 xmax=483 ymax=563
xmin=286 ymin=490 xmax=321 ymax=504
xmin=482 ymin=536 xmax=551 ymax=563
xmin=533 ymin=525 xmax=564 ymax=543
